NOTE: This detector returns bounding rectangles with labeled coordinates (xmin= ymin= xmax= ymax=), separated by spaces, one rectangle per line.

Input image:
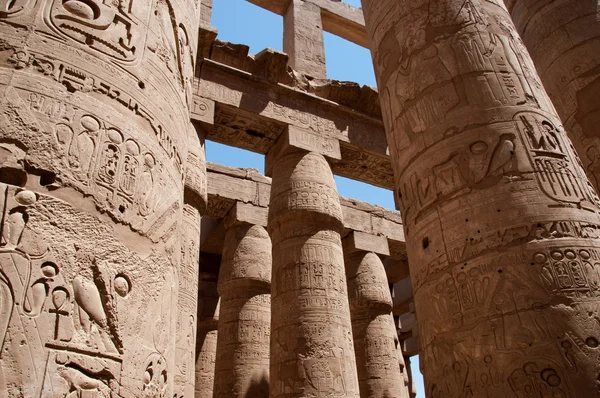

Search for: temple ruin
xmin=0 ymin=0 xmax=599 ymax=396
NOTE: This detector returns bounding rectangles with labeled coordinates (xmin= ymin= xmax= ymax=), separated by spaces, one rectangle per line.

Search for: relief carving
xmin=47 ymin=0 xmax=147 ymax=62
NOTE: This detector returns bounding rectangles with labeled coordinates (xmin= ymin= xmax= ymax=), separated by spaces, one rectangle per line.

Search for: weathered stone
xmin=344 ymin=233 xmax=409 ymax=398
xmin=505 ymin=0 xmax=600 ymax=195
xmin=214 ymin=219 xmax=271 ymax=398
xmin=268 ymin=146 xmax=360 ymax=397
xmin=362 ymin=0 xmax=600 ymax=396
xmin=0 ymin=0 xmax=202 ymax=392
xmin=283 ymin=0 xmax=327 ymax=79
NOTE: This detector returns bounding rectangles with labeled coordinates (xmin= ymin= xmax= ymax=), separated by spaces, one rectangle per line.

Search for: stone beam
xmin=245 ymin=0 xmax=368 ymax=47
xmin=203 ymin=163 xmax=406 ymax=266
xmin=193 ymin=59 xmax=393 ymax=189
xmin=283 ymin=0 xmax=327 ymax=79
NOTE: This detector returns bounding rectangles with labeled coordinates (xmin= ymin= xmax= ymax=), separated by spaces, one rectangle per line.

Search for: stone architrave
xmin=195 ymin=279 xmax=220 ymax=398
xmin=214 ymin=203 xmax=271 ymax=398
xmin=0 ymin=0 xmax=200 ymax=393
xmin=361 ymin=0 xmax=600 ymax=396
xmin=344 ymin=232 xmax=410 ymax=398
xmin=504 ymin=0 xmax=600 ymax=193
xmin=267 ymin=127 xmax=360 ymax=398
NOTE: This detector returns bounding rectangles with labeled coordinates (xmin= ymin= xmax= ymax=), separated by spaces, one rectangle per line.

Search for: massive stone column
xmin=266 ymin=126 xmax=359 ymax=398
xmin=361 ymin=0 xmax=600 ymax=396
xmin=344 ymin=231 xmax=410 ymax=398
xmin=195 ymin=275 xmax=220 ymax=398
xmin=504 ymin=0 xmax=600 ymax=192
xmin=176 ymin=127 xmax=208 ymax=397
xmin=214 ymin=202 xmax=271 ymax=397
xmin=0 ymin=0 xmax=200 ymax=393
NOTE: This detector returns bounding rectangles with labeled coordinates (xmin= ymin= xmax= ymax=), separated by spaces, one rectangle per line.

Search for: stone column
xmin=504 ymin=0 xmax=600 ymax=192
xmin=344 ymin=231 xmax=410 ymax=398
xmin=266 ymin=126 xmax=359 ymax=398
xmin=0 ymin=0 xmax=200 ymax=394
xmin=175 ymin=126 xmax=208 ymax=397
xmin=283 ymin=0 xmax=327 ymax=79
xmin=361 ymin=0 xmax=600 ymax=396
xmin=214 ymin=202 xmax=271 ymax=397
xmin=195 ymin=275 xmax=220 ymax=398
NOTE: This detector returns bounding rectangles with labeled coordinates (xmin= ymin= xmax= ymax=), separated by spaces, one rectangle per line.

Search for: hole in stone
xmin=118 ymin=205 xmax=125 ymax=214
xmin=530 ymin=262 xmax=535 ymax=266
xmin=39 ymin=171 xmax=56 ymax=186
xmin=465 ymin=219 xmax=469 ymax=222
xmin=586 ymin=337 xmax=599 ymax=348
xmin=537 ymin=223 xmax=542 ymax=228
xmin=497 ymin=209 xmax=501 ymax=212
xmin=498 ymin=270 xmax=503 ymax=273
xmin=422 ymin=237 xmax=429 ymax=249
xmin=0 ymin=168 xmax=27 ymax=187
xmin=138 ymin=81 xmax=145 ymax=89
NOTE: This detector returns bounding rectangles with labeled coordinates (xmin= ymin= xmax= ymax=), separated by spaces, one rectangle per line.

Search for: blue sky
xmin=207 ymin=1 xmax=425 ymax=396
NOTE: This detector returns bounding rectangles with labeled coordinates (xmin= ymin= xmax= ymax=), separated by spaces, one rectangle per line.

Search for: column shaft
xmin=346 ymin=248 xmax=410 ymax=398
xmin=361 ymin=0 xmax=600 ymax=396
xmin=0 ymin=0 xmax=199 ymax=393
xmin=214 ymin=222 xmax=271 ymax=397
xmin=505 ymin=0 xmax=600 ymax=191
xmin=195 ymin=329 xmax=218 ymax=397
xmin=196 ymin=279 xmax=220 ymax=397
xmin=268 ymin=146 xmax=359 ymax=398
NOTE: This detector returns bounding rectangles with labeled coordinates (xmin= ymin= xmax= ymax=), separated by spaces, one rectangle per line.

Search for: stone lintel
xmin=398 ymin=312 xmax=416 ymax=334
xmin=197 ymin=26 xmax=218 ymax=61
xmin=224 ymin=201 xmax=269 ymax=229
xmin=401 ymin=337 xmax=419 ymax=357
xmin=194 ymin=60 xmax=393 ymax=188
xmin=265 ymin=125 xmax=341 ymax=177
xmin=246 ymin=0 xmax=367 ymax=47
xmin=342 ymin=230 xmax=390 ymax=257
xmin=206 ymin=163 xmax=401 ymax=242
xmin=392 ymin=278 xmax=414 ymax=316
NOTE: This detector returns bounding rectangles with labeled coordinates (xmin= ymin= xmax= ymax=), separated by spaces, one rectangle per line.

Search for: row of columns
xmin=193 ymin=127 xmax=412 ymax=397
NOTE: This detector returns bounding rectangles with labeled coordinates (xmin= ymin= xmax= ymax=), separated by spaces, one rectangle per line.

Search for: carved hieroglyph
xmin=361 ymin=0 xmax=600 ymax=396
xmin=505 ymin=0 xmax=600 ymax=193
xmin=345 ymin=249 xmax=410 ymax=398
xmin=268 ymin=145 xmax=359 ymax=398
xmin=0 ymin=0 xmax=202 ymax=393
xmin=214 ymin=223 xmax=271 ymax=398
